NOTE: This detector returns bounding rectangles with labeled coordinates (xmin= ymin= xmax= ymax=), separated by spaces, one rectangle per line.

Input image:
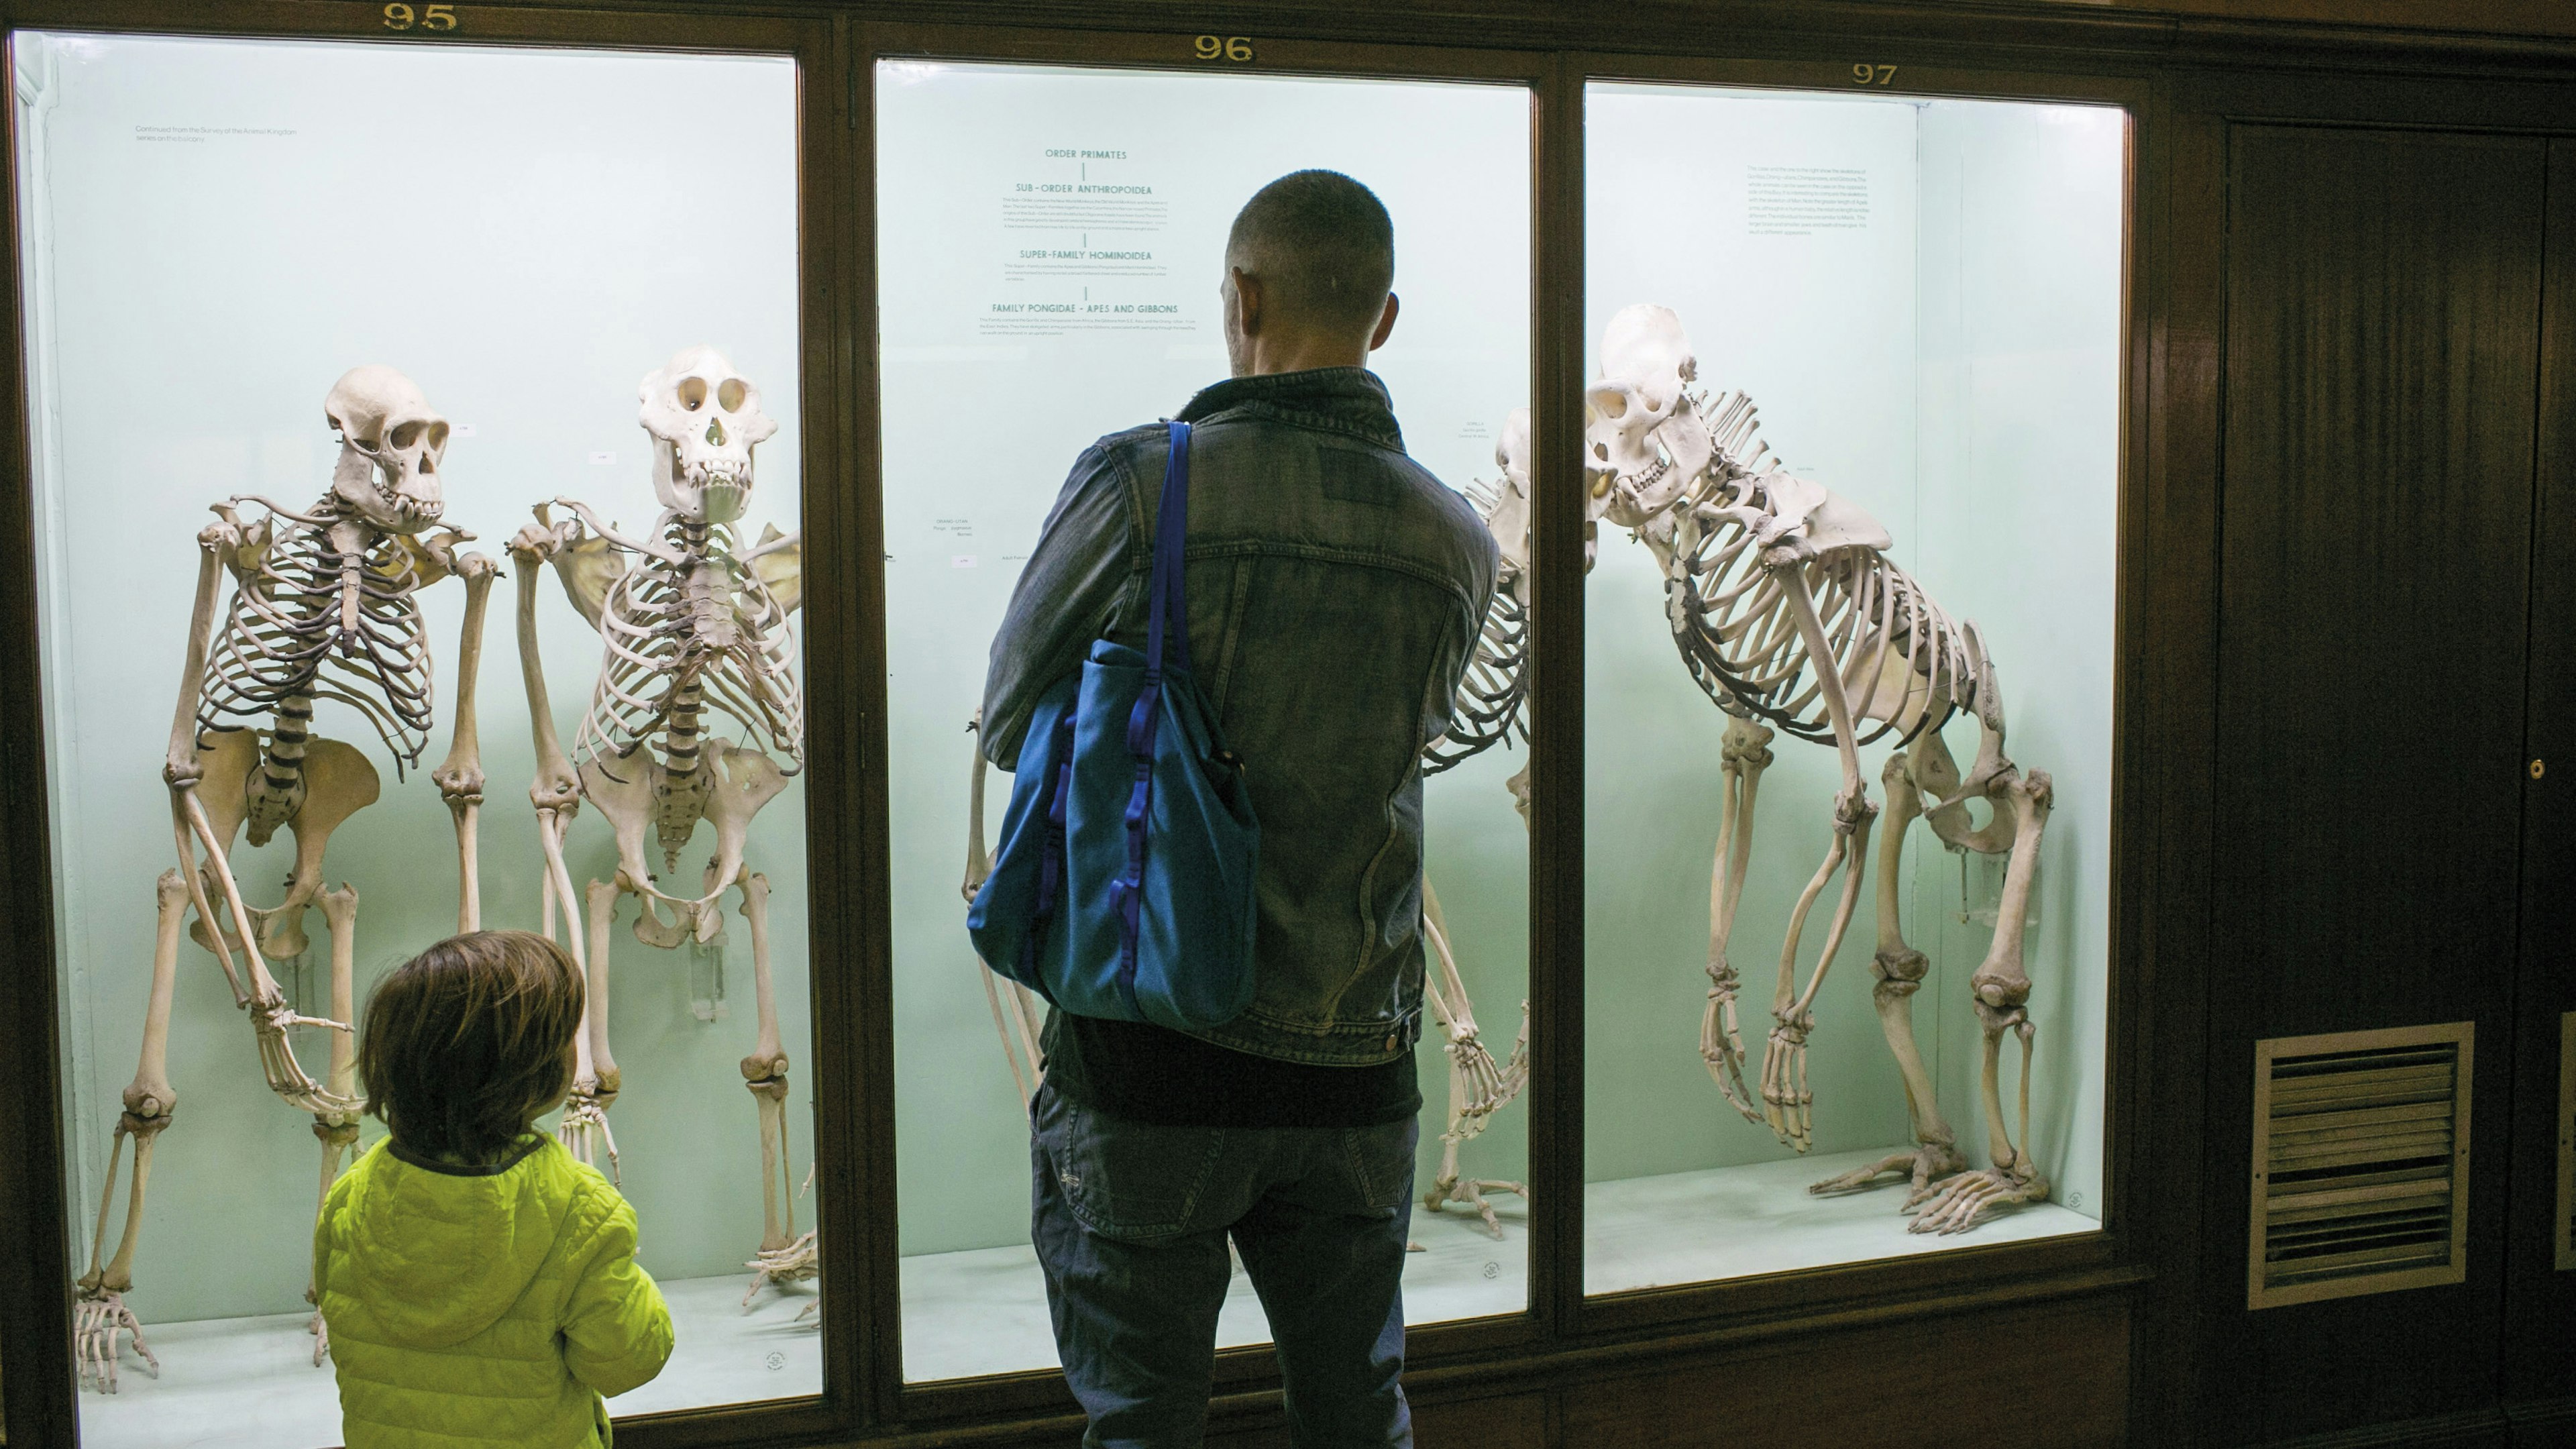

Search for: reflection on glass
xmin=19 ymin=34 xmax=814 ymax=1445
xmin=1580 ymin=84 xmax=2123 ymax=1295
xmin=876 ymin=61 xmax=1531 ymax=1383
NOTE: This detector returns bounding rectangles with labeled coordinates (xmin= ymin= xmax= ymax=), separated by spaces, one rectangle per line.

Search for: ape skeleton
xmin=1584 ymin=303 xmax=2052 ymax=1233
xmin=511 ymin=345 xmax=814 ymax=1309
xmin=1413 ymin=422 xmax=1536 ymax=1240
xmin=75 ymin=365 xmax=497 ymax=1391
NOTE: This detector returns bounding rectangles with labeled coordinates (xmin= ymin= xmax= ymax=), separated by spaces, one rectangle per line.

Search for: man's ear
xmin=1230 ymin=266 xmax=1264 ymax=337
xmin=1367 ymin=292 xmax=1400 ymax=352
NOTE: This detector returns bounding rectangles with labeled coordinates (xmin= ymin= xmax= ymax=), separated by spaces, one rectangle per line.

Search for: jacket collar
xmin=1175 ymin=367 xmax=1405 ymax=452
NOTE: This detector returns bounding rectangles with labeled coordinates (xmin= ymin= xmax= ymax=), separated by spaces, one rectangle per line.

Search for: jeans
xmin=1029 ymin=1081 xmax=1418 ymax=1449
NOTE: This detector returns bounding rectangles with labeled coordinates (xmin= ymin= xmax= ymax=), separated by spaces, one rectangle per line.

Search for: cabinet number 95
xmin=1195 ymin=36 xmax=1256 ymax=62
xmin=384 ymin=3 xmax=461 ymax=31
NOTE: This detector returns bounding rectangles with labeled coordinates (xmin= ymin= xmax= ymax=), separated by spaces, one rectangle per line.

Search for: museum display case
xmin=873 ymin=56 xmax=1534 ymax=1385
xmin=11 ymin=3 xmax=2574 ymax=1448
xmin=1576 ymin=81 xmax=2125 ymax=1298
xmin=13 ymin=28 xmax=822 ymax=1448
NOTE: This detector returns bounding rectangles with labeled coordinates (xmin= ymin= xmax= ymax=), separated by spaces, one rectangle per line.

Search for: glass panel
xmin=1580 ymin=83 xmax=2123 ymax=1295
xmin=876 ymin=60 xmax=1532 ymax=1383
xmin=19 ymin=34 xmax=816 ymax=1445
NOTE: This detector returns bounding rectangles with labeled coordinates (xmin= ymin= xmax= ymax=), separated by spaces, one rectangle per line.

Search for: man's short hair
xmin=1226 ymin=170 xmax=1394 ymax=335
xmin=360 ymin=929 xmax=585 ymax=1163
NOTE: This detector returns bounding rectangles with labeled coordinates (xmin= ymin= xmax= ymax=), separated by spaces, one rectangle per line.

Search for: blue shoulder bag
xmin=967 ymin=421 xmax=1261 ymax=1029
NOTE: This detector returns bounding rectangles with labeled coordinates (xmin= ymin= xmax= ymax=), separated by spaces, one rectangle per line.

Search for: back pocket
xmin=1038 ymin=1091 xmax=1237 ymax=1242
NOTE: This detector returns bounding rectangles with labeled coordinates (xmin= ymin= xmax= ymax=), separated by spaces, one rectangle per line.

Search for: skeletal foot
xmin=743 ymin=1230 xmax=819 ymax=1310
xmin=74 ymin=1289 xmax=158 ymax=1393
xmin=1808 ymin=1142 xmax=1968 ymax=1200
xmin=309 ymin=1307 xmax=331 ymax=1366
xmin=1907 ymin=1165 xmax=2047 ymax=1235
xmin=1424 ymin=1175 xmax=1529 ymax=1240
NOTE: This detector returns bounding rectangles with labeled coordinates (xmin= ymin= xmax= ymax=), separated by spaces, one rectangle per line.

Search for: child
xmin=313 ymin=930 xmax=674 ymax=1448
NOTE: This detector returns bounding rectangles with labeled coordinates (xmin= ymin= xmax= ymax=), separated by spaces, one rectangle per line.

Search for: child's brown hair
xmin=360 ymin=930 xmax=585 ymax=1163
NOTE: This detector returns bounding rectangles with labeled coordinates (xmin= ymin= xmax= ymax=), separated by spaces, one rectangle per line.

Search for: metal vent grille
xmin=2558 ymin=1012 xmax=2574 ymax=1273
xmin=2249 ymin=1022 xmax=2472 ymax=1309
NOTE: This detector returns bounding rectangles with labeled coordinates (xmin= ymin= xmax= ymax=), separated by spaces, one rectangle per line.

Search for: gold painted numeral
xmin=1194 ymin=35 xmax=1255 ymax=62
xmin=1850 ymin=63 xmax=1897 ymax=86
xmin=2532 ymin=758 xmax=2546 ymax=780
xmin=384 ymin=3 xmax=460 ymax=31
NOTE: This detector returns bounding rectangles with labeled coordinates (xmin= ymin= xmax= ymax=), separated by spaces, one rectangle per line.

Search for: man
xmin=979 ymin=170 xmax=1500 ymax=1448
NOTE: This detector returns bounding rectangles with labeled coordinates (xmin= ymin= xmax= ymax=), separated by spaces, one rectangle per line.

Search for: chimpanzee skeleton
xmin=75 ymin=365 xmax=497 ymax=1391
xmin=511 ymin=345 xmax=814 ymax=1309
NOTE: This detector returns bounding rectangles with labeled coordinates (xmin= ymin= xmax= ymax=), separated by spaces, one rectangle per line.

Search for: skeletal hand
xmin=1762 ymin=1010 xmax=1815 ymax=1152
xmin=558 ymin=1086 xmax=621 ymax=1183
xmin=1446 ymin=1029 xmax=1509 ymax=1128
xmin=254 ymin=998 xmax=362 ymax=1115
xmin=74 ymin=1286 xmax=158 ymax=1393
xmin=1703 ymin=961 xmax=1763 ymax=1124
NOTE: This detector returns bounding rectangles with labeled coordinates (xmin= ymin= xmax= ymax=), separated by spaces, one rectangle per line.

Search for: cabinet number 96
xmin=384 ymin=3 xmax=460 ymax=31
xmin=1195 ymin=35 xmax=1255 ymax=62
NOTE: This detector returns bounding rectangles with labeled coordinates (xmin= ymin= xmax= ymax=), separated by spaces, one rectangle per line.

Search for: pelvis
xmin=187 ymin=727 xmax=382 ymax=961
xmin=580 ymin=738 xmax=788 ymax=948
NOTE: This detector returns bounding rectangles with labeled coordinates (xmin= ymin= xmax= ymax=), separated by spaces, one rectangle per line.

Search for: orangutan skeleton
xmin=1586 ymin=303 xmax=2051 ymax=1234
xmin=75 ymin=366 xmax=497 ymax=1391
xmin=511 ymin=345 xmax=813 ymax=1309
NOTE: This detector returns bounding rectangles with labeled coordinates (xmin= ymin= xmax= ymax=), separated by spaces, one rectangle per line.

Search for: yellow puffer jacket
xmin=313 ymin=1134 xmax=674 ymax=1448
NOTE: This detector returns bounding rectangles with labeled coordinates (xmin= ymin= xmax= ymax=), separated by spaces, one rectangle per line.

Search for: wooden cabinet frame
xmin=2 ymin=3 xmax=2571 ymax=1448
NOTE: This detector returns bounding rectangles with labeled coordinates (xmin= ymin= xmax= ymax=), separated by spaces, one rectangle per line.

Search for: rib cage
xmin=1421 ymin=388 xmax=1998 ymax=773
xmin=197 ymin=497 xmax=435 ymax=773
xmin=1424 ymin=476 xmax=1529 ymax=777
xmin=1665 ymin=390 xmax=1991 ymax=749
xmin=572 ymin=516 xmax=806 ymax=775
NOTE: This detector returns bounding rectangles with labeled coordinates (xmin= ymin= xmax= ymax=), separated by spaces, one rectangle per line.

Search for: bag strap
xmin=1108 ymin=421 xmax=1191 ymax=1017
xmin=1143 ymin=420 xmax=1193 ymax=682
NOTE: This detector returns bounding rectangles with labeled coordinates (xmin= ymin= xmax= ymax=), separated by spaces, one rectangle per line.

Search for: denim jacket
xmin=981 ymin=368 xmax=1499 ymax=1067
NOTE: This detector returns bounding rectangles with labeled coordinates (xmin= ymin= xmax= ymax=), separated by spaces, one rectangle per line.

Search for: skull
xmin=1585 ymin=305 xmax=1713 ymax=530
xmin=1481 ymin=406 xmax=1598 ymax=584
xmin=639 ymin=345 xmax=777 ymax=526
xmin=323 ymin=366 xmax=447 ymax=534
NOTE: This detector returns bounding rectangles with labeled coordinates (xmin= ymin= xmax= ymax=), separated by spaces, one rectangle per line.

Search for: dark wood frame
xmin=10 ymin=4 xmax=2576 ymax=1448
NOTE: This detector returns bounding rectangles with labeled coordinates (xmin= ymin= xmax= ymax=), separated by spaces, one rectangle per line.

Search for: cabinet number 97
xmin=1195 ymin=36 xmax=1255 ymax=62
xmin=1851 ymin=64 xmax=1897 ymax=85
xmin=384 ymin=3 xmax=460 ymax=30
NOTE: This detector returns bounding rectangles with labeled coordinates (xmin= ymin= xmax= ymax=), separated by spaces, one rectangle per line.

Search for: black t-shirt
xmin=1041 ymin=1011 xmax=1421 ymax=1128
